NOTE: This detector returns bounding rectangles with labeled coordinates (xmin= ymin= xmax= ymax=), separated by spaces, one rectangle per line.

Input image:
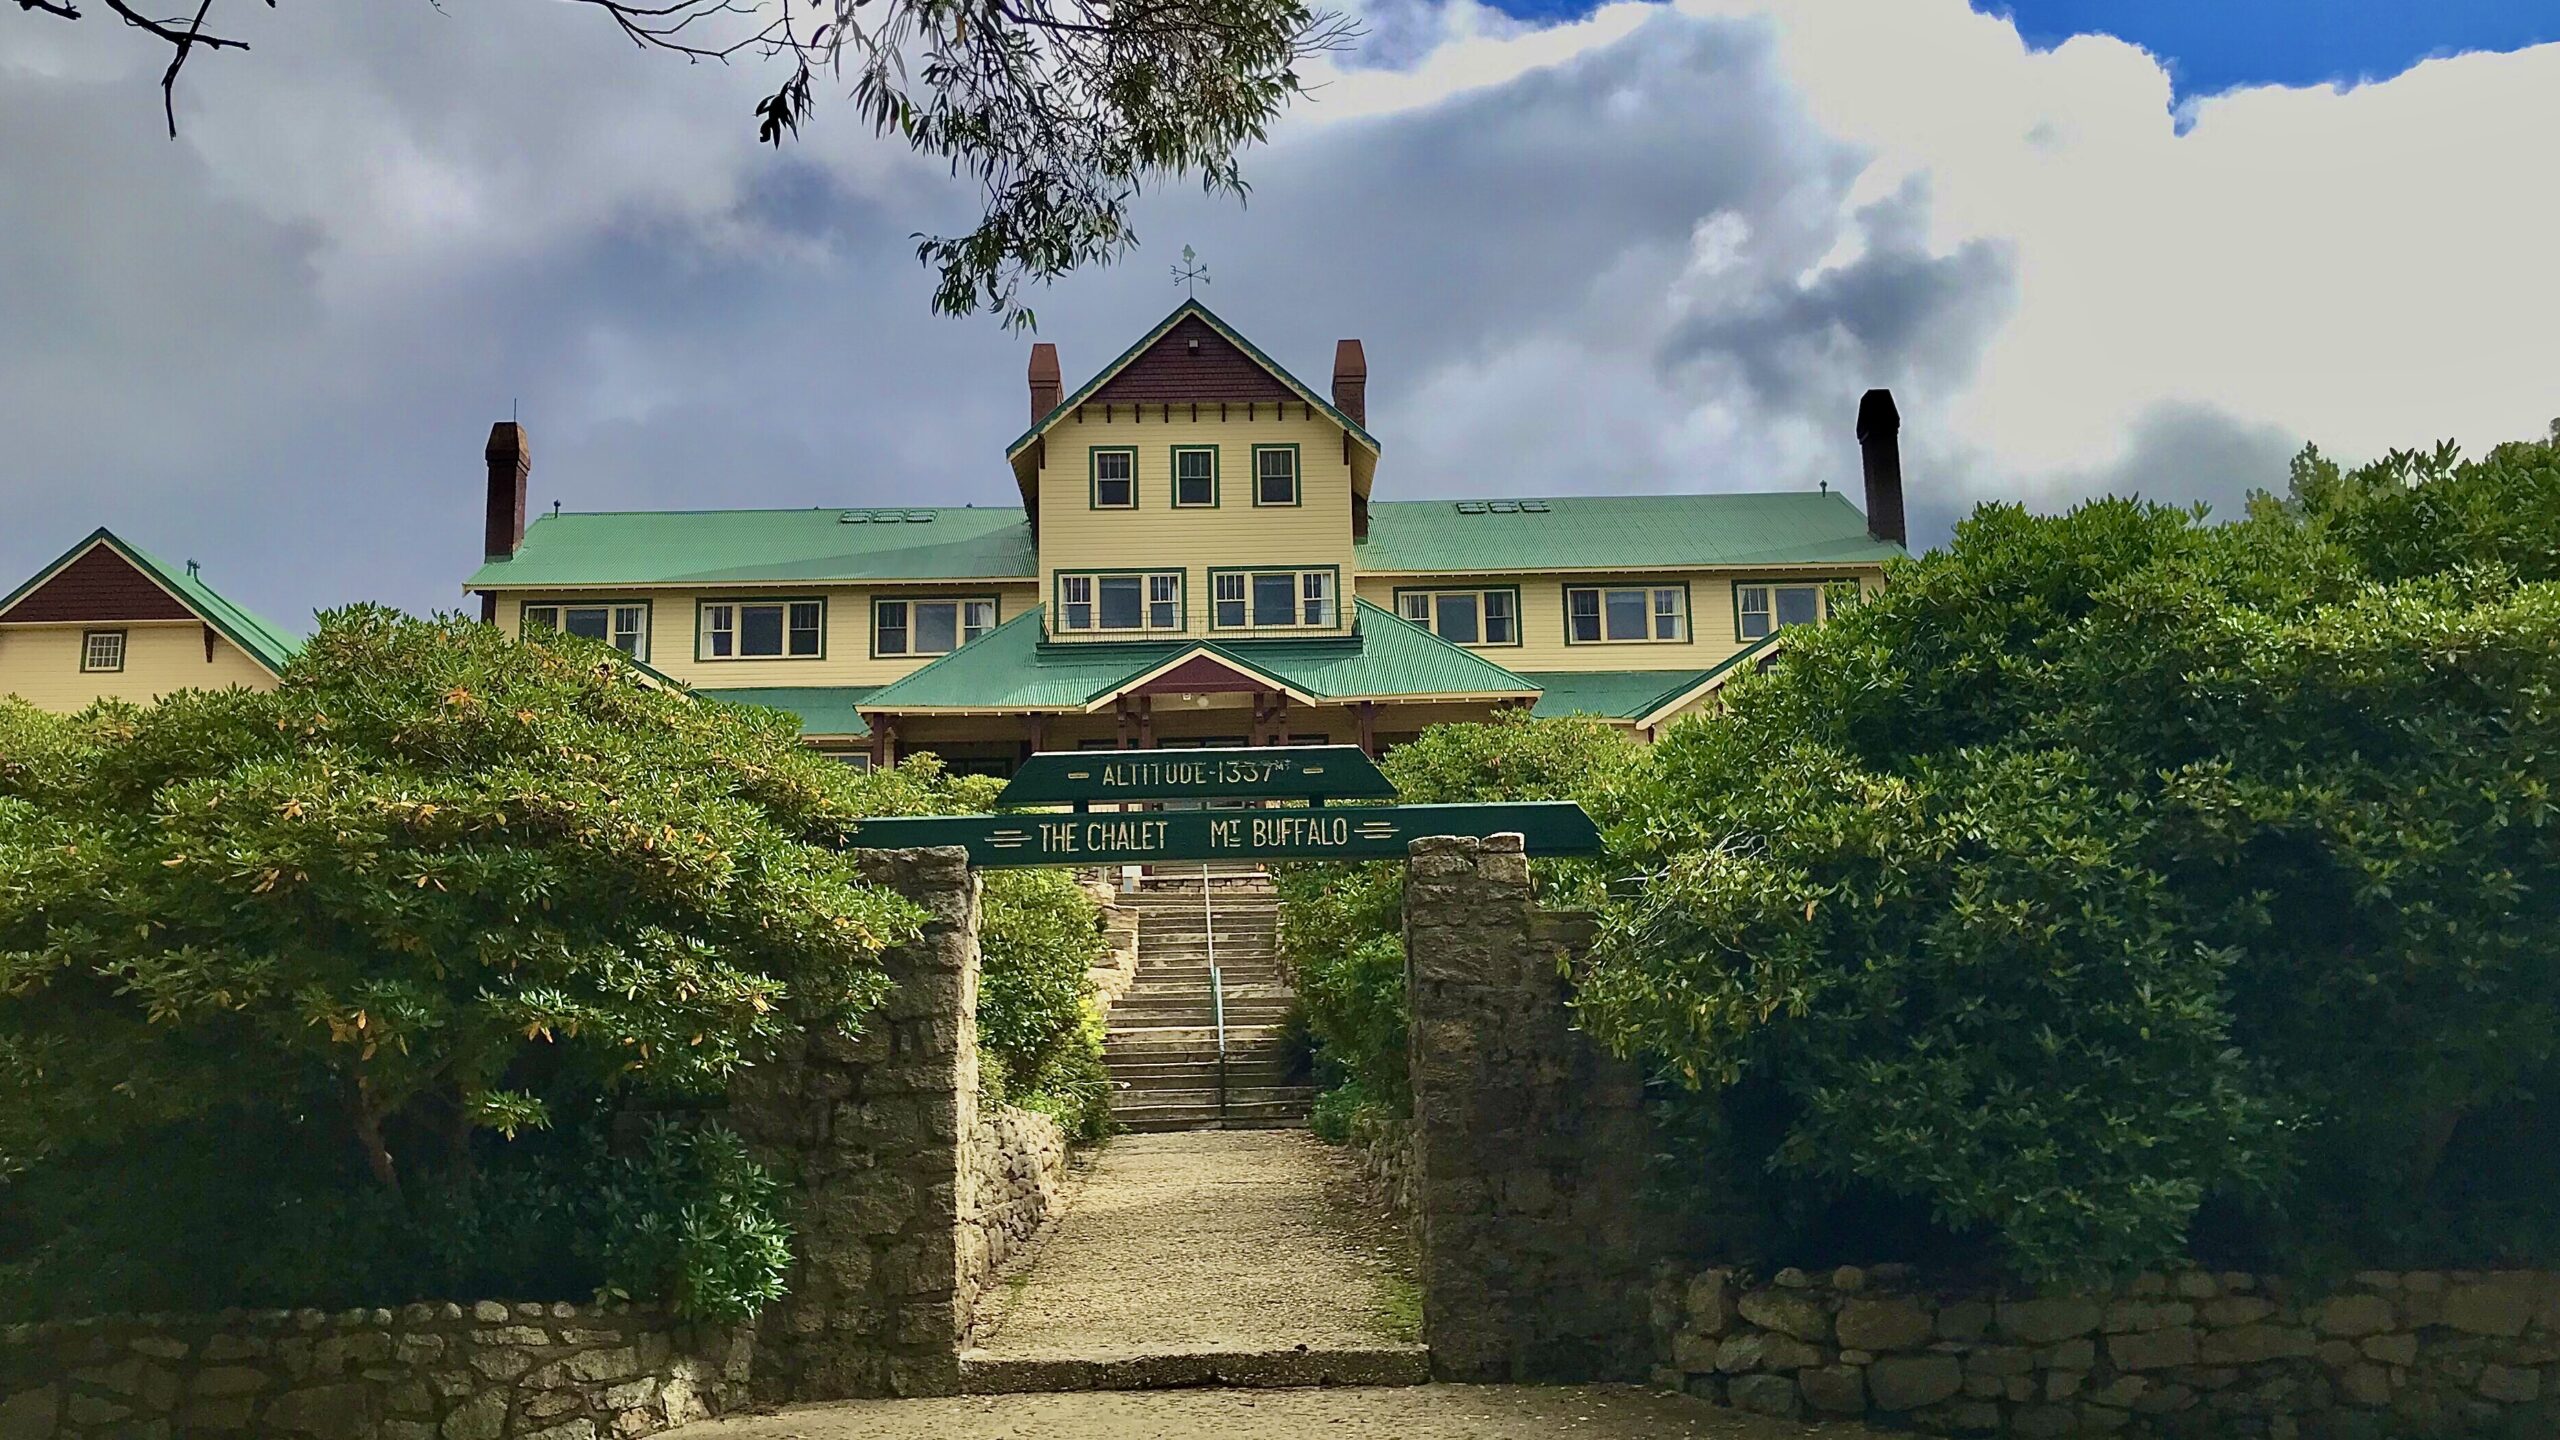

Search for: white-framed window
xmin=79 ymin=629 xmax=126 ymax=673
xmin=523 ymin=602 xmax=649 ymax=659
xmin=1172 ymin=446 xmax=1217 ymax=508
xmin=874 ymin=597 xmax=996 ymax=657
xmin=1735 ymin=582 xmax=1830 ymax=641
xmin=1091 ymin=448 xmax=1137 ymax=509
xmin=1213 ymin=568 xmax=1336 ymax=630
xmin=1394 ymin=588 xmax=1519 ymax=646
xmin=1565 ymin=586 xmax=1687 ymax=644
xmin=700 ymin=599 xmax=823 ymax=660
xmin=1055 ymin=572 xmax=1182 ymax=634
xmin=1253 ymin=445 xmax=1299 ymax=506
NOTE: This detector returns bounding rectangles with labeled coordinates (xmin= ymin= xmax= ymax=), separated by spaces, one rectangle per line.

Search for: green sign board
xmin=848 ymin=801 xmax=1601 ymax=868
xmin=998 ymin=745 xmax=1395 ymax=806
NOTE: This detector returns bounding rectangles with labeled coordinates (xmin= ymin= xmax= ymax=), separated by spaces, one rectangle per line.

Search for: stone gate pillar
xmin=1404 ymin=833 xmax=1654 ymax=1382
xmin=728 ymin=845 xmax=979 ymax=1401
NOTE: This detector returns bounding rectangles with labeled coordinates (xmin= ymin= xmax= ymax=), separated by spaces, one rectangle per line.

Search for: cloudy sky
xmin=2 ymin=0 xmax=2554 ymax=631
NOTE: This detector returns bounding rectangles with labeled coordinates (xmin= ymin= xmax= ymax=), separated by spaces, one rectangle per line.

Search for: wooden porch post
xmin=1358 ymin=700 xmax=1378 ymax=757
xmin=1116 ymin=698 xmax=1135 ymax=749
xmin=868 ymin=714 xmax=898 ymax=769
xmin=1137 ymin=695 xmax=1154 ymax=749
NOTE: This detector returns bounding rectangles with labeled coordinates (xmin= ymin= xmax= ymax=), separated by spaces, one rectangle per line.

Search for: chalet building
xmin=464 ymin=301 xmax=1910 ymax=771
xmin=0 ymin=528 xmax=298 ymax=713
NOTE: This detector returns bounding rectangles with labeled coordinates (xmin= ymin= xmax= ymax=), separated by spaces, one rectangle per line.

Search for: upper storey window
xmin=80 ymin=630 xmax=126 ymax=672
xmin=1213 ymin=568 xmax=1336 ymax=631
xmin=1090 ymin=447 xmax=1138 ymax=509
xmin=1252 ymin=445 xmax=1299 ymax=507
xmin=1396 ymin=588 xmax=1519 ymax=647
xmin=525 ymin=602 xmax=649 ymax=660
xmin=1565 ymin=586 xmax=1687 ymax=645
xmin=876 ymin=597 xmax=996 ymax=657
xmin=1057 ymin=571 xmax=1182 ymax=635
xmin=1735 ymin=581 xmax=1857 ymax=640
xmin=701 ymin=599 xmax=822 ymax=660
xmin=1172 ymin=446 xmax=1218 ymax=508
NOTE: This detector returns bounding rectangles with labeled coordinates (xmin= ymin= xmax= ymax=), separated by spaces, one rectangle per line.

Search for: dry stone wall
xmin=964 ymin=1104 xmax=1069 ymax=1333
xmin=726 ymin=845 xmax=981 ymax=1402
xmin=0 ymin=1303 xmax=747 ymax=1440
xmin=1402 ymin=834 xmax=1658 ymax=1383
xmin=1653 ymin=1264 xmax=2560 ymax=1438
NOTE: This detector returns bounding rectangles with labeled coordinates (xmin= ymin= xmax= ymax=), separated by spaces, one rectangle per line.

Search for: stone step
xmin=1104 ymin=1046 xmax=1295 ymax=1071
xmin=1108 ymin=1099 xmax=1315 ymax=1130
xmin=1100 ymin=1081 xmax=1310 ymax=1101
xmin=1103 ymin=1025 xmax=1291 ymax=1048
xmin=959 ymin=1345 xmax=1427 ymax=1394
xmin=1105 ymin=1063 xmax=1299 ymax=1088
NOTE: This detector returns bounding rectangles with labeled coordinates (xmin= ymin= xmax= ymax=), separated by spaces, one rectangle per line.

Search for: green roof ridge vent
xmin=1455 ymin=501 xmax=1488 ymax=515
xmin=1487 ymin=500 xmax=1519 ymax=514
xmin=1519 ymin=500 xmax=1550 ymax=513
xmin=905 ymin=511 xmax=935 ymax=523
xmin=838 ymin=511 xmax=870 ymax=523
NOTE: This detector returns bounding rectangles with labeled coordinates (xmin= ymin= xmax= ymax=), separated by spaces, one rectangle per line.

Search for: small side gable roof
xmin=0 ymin=528 xmax=300 ymax=674
xmin=1004 ymin=299 xmax=1382 ymax=461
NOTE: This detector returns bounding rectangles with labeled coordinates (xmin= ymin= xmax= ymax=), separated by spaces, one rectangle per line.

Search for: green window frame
xmin=1169 ymin=445 xmax=1219 ymax=509
xmin=522 ymin=598 xmax=654 ymax=662
xmin=1089 ymin=446 xmax=1139 ymax=510
xmin=79 ymin=629 xmax=126 ymax=673
xmin=1054 ymin=569 xmax=1184 ymax=635
xmin=872 ymin=595 xmax=999 ymax=658
xmin=1209 ymin=565 xmax=1340 ymax=632
xmin=1733 ymin=578 xmax=1852 ymax=642
xmin=696 ymin=597 xmax=825 ymax=662
xmin=1391 ymin=586 xmax=1523 ymax=647
xmin=1563 ymin=583 xmax=1691 ymax=645
xmin=1250 ymin=443 xmax=1301 ymax=507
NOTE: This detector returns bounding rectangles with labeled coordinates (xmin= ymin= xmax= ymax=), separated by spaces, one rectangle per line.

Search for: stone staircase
xmin=1103 ymin=879 xmax=1314 ymax=1132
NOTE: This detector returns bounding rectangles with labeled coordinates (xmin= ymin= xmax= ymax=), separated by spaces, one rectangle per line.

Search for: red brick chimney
xmin=1332 ymin=339 xmax=1367 ymax=428
xmin=484 ymin=422 xmax=529 ymax=561
xmin=1856 ymin=389 xmax=1905 ymax=548
xmin=1028 ymin=343 xmax=1062 ymax=422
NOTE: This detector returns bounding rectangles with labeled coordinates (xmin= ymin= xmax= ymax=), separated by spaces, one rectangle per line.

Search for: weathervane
xmin=1172 ymin=245 xmax=1210 ymax=298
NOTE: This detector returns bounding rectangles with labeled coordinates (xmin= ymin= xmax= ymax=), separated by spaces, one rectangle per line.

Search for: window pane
xmin=1257 ymin=449 xmax=1296 ymax=504
xmin=612 ymin=606 xmax=647 ymax=656
xmin=1604 ymin=589 xmax=1648 ymax=641
xmin=1398 ymin=593 xmax=1429 ymax=623
xmin=1251 ymin=572 xmax=1296 ymax=626
xmin=1094 ymin=451 xmax=1133 ymax=507
xmin=1302 ymin=572 xmax=1332 ymax=626
xmin=562 ymin=607 xmax=610 ymax=641
xmin=1099 ymin=576 xmax=1143 ymax=629
xmin=963 ymin=600 xmax=996 ymax=640
xmin=1148 ymin=575 xmax=1179 ymax=630
xmin=1435 ymin=594 xmax=1481 ymax=645
xmin=1484 ymin=591 xmax=1516 ymax=644
xmin=1569 ymin=590 xmax=1601 ymax=643
xmin=787 ymin=601 xmax=821 ymax=655
xmin=875 ymin=601 xmax=907 ymax=655
xmin=524 ymin=606 xmax=558 ymax=632
xmin=741 ymin=604 xmax=784 ymax=656
xmin=1775 ymin=586 xmax=1820 ymax=627
xmin=1653 ymin=589 xmax=1685 ymax=641
xmin=915 ymin=601 xmax=959 ymax=654
xmin=705 ymin=605 xmax=734 ymax=657
xmin=1062 ymin=577 xmax=1093 ymax=631
xmin=1175 ymin=450 xmax=1214 ymax=506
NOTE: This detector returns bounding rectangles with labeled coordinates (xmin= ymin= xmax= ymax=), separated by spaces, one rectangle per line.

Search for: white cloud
xmin=0 ymin=0 xmax=2551 ymax=630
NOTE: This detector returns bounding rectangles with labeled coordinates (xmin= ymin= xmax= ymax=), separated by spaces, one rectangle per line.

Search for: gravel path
xmin=672 ymin=1384 xmax=1878 ymax=1439
xmin=968 ymin=1129 xmax=1412 ymax=1361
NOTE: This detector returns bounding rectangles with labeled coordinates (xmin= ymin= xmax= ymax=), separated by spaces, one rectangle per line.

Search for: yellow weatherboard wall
xmin=490 ymin=584 xmax=1041 ymax=689
xmin=1354 ymin=570 xmax=1881 ymax=673
xmin=1037 ymin=407 xmax=1358 ymax=643
xmin=0 ymin=621 xmax=277 ymax=712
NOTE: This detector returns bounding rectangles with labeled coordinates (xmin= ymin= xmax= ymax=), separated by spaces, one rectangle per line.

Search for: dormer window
xmin=1252 ymin=445 xmax=1300 ymax=507
xmin=1090 ymin=447 xmax=1137 ymax=509
xmin=1171 ymin=446 xmax=1218 ymax=508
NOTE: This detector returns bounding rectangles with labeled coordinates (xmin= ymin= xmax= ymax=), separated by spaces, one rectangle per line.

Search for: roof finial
xmin=1172 ymin=244 xmax=1210 ymax=299
xmin=551 ymin=500 xmax=562 ymax=517
xmin=186 ymin=558 xmax=201 ymax=577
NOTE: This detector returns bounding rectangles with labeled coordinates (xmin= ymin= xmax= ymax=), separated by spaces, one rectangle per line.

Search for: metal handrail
xmin=1205 ymin=862 xmax=1227 ymax=1120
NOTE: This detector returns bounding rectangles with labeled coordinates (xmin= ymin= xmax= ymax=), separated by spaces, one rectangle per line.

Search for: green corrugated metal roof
xmin=464 ymin=507 xmax=1035 ymax=590
xmin=1360 ymin=492 xmax=1902 ymax=573
xmin=1523 ymin=670 xmax=1708 ymax=721
xmin=0 ymin=529 xmax=300 ymax=674
xmin=859 ymin=602 xmax=1536 ymax=712
xmin=697 ymin=685 xmax=878 ymax=738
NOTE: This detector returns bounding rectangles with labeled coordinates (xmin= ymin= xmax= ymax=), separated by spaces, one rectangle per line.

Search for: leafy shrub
xmin=0 ymin=609 xmax=934 ymax=1317
xmin=1588 ymin=439 xmax=2560 ymax=1281
xmin=977 ymin=868 xmax=1113 ymax=1140
xmin=590 ymin=1122 xmax=793 ymax=1322
xmin=1276 ymin=713 xmax=1647 ymax=1120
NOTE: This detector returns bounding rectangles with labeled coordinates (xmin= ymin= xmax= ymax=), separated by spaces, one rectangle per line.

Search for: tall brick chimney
xmin=1856 ymin=389 xmax=1905 ymax=548
xmin=1332 ymin=339 xmax=1367 ymax=428
xmin=1028 ymin=343 xmax=1062 ymax=422
xmin=484 ymin=422 xmax=529 ymax=561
